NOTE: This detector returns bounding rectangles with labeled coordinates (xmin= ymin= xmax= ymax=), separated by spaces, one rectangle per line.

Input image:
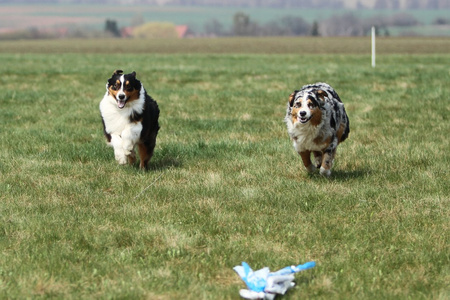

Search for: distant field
xmin=0 ymin=38 xmax=449 ymax=299
xmin=0 ymin=36 xmax=449 ymax=54
xmin=1 ymin=4 xmax=450 ymax=35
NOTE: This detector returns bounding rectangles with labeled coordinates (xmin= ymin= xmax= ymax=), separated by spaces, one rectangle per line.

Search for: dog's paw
xmin=306 ymin=164 xmax=317 ymax=173
xmin=319 ymin=167 xmax=331 ymax=177
xmin=314 ymin=160 xmax=322 ymax=169
xmin=127 ymin=150 xmax=136 ymax=165
xmin=115 ymin=155 xmax=128 ymax=165
xmin=114 ymin=149 xmax=127 ymax=165
xmin=115 ymin=156 xmax=127 ymax=165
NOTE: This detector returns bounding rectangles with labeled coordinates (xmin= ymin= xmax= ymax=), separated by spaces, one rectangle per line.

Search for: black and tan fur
xmin=100 ymin=70 xmax=160 ymax=169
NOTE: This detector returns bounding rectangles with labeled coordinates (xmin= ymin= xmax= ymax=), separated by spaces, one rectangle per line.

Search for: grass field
xmin=0 ymin=38 xmax=449 ymax=299
xmin=1 ymin=36 xmax=449 ymax=54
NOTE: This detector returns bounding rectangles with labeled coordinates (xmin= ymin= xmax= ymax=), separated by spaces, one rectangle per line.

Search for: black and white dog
xmin=100 ymin=70 xmax=160 ymax=169
xmin=285 ymin=83 xmax=349 ymax=177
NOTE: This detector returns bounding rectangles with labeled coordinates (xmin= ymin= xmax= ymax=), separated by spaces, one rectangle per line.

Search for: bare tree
xmin=389 ymin=13 xmax=420 ymax=26
xmin=310 ymin=21 xmax=320 ymax=36
xmin=280 ymin=16 xmax=311 ymax=35
xmin=105 ymin=19 xmax=121 ymax=37
xmin=320 ymin=13 xmax=364 ymax=36
xmin=232 ymin=12 xmax=259 ymax=36
xmin=204 ymin=18 xmax=225 ymax=36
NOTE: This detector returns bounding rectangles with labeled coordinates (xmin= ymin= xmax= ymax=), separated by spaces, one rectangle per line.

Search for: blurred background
xmin=0 ymin=0 xmax=449 ymax=40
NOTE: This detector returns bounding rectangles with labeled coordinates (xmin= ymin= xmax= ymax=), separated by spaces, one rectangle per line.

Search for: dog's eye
xmin=308 ymin=103 xmax=315 ymax=109
xmin=125 ymin=86 xmax=134 ymax=92
xmin=294 ymin=102 xmax=301 ymax=108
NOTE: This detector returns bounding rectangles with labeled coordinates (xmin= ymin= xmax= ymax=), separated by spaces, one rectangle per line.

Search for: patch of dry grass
xmin=0 ymin=37 xmax=449 ymax=54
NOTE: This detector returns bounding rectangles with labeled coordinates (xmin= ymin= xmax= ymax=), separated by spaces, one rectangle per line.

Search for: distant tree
xmin=321 ymin=13 xmax=364 ymax=36
xmin=260 ymin=21 xmax=286 ymax=36
xmin=361 ymin=15 xmax=389 ymax=35
xmin=105 ymin=19 xmax=120 ymax=37
xmin=280 ymin=16 xmax=311 ymax=35
xmin=390 ymin=13 xmax=420 ymax=26
xmin=233 ymin=12 xmax=249 ymax=36
xmin=204 ymin=18 xmax=225 ymax=36
xmin=310 ymin=21 xmax=320 ymax=36
xmin=432 ymin=17 xmax=450 ymax=25
xmin=232 ymin=12 xmax=259 ymax=36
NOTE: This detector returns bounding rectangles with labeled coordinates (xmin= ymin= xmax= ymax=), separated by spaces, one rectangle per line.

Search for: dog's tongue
xmin=118 ymin=100 xmax=126 ymax=109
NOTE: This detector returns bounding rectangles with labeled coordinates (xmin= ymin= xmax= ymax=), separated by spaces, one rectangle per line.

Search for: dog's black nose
xmin=300 ymin=111 xmax=307 ymax=117
xmin=118 ymin=94 xmax=125 ymax=100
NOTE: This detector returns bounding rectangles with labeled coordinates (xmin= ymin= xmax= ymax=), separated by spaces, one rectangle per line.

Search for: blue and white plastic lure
xmin=233 ymin=261 xmax=316 ymax=299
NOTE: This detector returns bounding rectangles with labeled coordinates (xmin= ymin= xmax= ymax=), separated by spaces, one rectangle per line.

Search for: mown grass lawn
xmin=0 ymin=39 xmax=449 ymax=299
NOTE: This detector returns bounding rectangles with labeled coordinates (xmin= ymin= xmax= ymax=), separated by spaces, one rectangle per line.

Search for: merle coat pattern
xmin=285 ymin=82 xmax=349 ymax=177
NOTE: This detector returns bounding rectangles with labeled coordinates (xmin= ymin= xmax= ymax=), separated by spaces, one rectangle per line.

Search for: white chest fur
xmin=99 ymin=90 xmax=145 ymax=136
xmin=288 ymin=122 xmax=324 ymax=152
xmin=100 ymin=91 xmax=145 ymax=164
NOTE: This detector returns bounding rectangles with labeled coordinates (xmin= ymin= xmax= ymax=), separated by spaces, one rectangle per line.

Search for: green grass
xmin=0 ymin=40 xmax=449 ymax=299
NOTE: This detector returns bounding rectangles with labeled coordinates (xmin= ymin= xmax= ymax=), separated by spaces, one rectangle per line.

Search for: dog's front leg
xmin=110 ymin=134 xmax=127 ymax=165
xmin=299 ymin=151 xmax=316 ymax=173
xmin=121 ymin=123 xmax=142 ymax=163
xmin=320 ymin=149 xmax=336 ymax=177
xmin=313 ymin=151 xmax=323 ymax=169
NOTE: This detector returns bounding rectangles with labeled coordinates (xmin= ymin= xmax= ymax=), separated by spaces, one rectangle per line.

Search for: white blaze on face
xmin=117 ymin=75 xmax=126 ymax=98
xmin=294 ymin=96 xmax=313 ymax=124
xmin=116 ymin=75 xmax=127 ymax=108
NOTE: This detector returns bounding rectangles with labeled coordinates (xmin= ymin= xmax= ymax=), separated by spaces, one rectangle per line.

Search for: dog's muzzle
xmin=117 ymin=93 xmax=127 ymax=109
xmin=298 ymin=111 xmax=310 ymax=123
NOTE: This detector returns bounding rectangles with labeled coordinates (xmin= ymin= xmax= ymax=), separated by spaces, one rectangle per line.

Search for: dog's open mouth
xmin=117 ymin=99 xmax=126 ymax=109
xmin=299 ymin=116 xmax=310 ymax=124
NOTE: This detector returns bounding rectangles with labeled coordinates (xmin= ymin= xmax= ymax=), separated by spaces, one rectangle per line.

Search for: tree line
xmin=102 ymin=10 xmax=445 ymax=38
xmin=200 ymin=11 xmax=438 ymax=37
xmin=1 ymin=9 xmax=447 ymax=40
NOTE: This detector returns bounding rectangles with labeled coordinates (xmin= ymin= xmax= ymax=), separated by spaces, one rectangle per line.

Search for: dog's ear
xmin=113 ymin=69 xmax=123 ymax=76
xmin=131 ymin=71 xmax=136 ymax=77
xmin=288 ymin=91 xmax=297 ymax=107
xmin=316 ymin=89 xmax=327 ymax=102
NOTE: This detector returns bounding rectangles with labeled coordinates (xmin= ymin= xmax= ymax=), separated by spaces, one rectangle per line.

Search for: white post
xmin=371 ymin=26 xmax=376 ymax=68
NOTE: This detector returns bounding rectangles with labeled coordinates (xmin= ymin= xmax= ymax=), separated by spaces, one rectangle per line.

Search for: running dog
xmin=285 ymin=82 xmax=349 ymax=177
xmin=100 ymin=70 xmax=160 ymax=169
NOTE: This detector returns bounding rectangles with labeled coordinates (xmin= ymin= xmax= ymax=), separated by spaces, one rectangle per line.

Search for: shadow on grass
xmin=330 ymin=169 xmax=371 ymax=180
xmin=148 ymin=155 xmax=182 ymax=171
xmin=144 ymin=140 xmax=230 ymax=171
xmin=143 ymin=143 xmax=185 ymax=171
xmin=304 ymin=168 xmax=370 ymax=181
